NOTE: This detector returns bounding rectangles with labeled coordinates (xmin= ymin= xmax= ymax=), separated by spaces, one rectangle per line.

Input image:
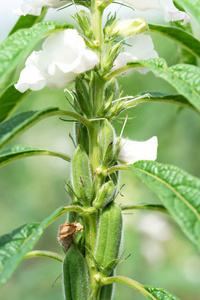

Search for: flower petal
xmin=14 ymin=65 xmax=47 ymax=92
xmin=15 ymin=29 xmax=99 ymax=92
xmin=113 ymin=34 xmax=158 ymax=72
xmin=13 ymin=0 xmax=68 ymax=16
xmin=119 ymin=136 xmax=158 ymax=164
xmin=124 ymin=0 xmax=190 ymax=24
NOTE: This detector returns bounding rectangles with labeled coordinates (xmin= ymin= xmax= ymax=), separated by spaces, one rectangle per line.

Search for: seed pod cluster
xmin=63 ymin=245 xmax=90 ymax=300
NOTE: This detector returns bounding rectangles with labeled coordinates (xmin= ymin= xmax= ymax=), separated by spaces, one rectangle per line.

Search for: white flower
xmin=15 ymin=29 xmax=99 ymax=92
xmin=124 ymin=0 xmax=190 ymax=24
xmin=118 ymin=136 xmax=158 ymax=164
xmin=113 ymin=34 xmax=158 ymax=72
xmin=112 ymin=17 xmax=148 ymax=37
xmin=13 ymin=0 xmax=69 ymax=16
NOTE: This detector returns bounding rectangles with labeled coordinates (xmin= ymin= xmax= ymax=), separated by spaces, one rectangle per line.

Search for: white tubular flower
xmin=118 ymin=136 xmax=158 ymax=164
xmin=13 ymin=0 xmax=69 ymax=16
xmin=112 ymin=17 xmax=148 ymax=37
xmin=113 ymin=34 xmax=158 ymax=72
xmin=15 ymin=29 xmax=99 ymax=92
xmin=124 ymin=0 xmax=190 ymax=25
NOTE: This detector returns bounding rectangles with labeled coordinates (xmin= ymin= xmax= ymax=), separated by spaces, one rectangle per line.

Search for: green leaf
xmin=9 ymin=8 xmax=48 ymax=35
xmin=101 ymin=276 xmax=179 ymax=299
xmin=128 ymin=58 xmax=200 ymax=111
xmin=0 ymin=21 xmax=72 ymax=91
xmin=0 ymin=84 xmax=30 ymax=123
xmin=0 ymin=107 xmax=89 ymax=151
xmin=133 ymin=91 xmax=198 ymax=113
xmin=144 ymin=286 xmax=180 ymax=300
xmin=175 ymin=0 xmax=200 ymax=24
xmin=0 ymin=107 xmax=60 ymax=150
xmin=0 ymin=205 xmax=84 ymax=287
xmin=129 ymin=161 xmax=200 ymax=250
xmin=149 ymin=23 xmax=200 ymax=59
xmin=0 ymin=145 xmax=70 ymax=167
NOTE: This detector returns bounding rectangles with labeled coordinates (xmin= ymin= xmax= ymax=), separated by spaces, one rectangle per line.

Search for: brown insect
xmin=58 ymin=221 xmax=83 ymax=253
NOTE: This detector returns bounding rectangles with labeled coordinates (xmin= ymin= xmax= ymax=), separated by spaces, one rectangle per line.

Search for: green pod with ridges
xmin=74 ymin=122 xmax=89 ymax=154
xmin=104 ymin=77 xmax=120 ymax=102
xmin=95 ymin=203 xmax=122 ymax=270
xmin=75 ymin=77 xmax=91 ymax=117
xmin=72 ymin=145 xmax=93 ymax=206
xmin=63 ymin=245 xmax=90 ymax=300
xmin=93 ymin=180 xmax=116 ymax=209
xmin=98 ymin=119 xmax=115 ymax=164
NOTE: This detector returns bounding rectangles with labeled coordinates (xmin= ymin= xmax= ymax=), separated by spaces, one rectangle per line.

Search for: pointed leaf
xmin=9 ymin=8 xmax=48 ymax=35
xmin=102 ymin=276 xmax=179 ymax=299
xmin=0 ymin=21 xmax=73 ymax=90
xmin=128 ymin=58 xmax=200 ymax=111
xmin=0 ymin=205 xmax=83 ymax=286
xmin=144 ymin=286 xmax=180 ymax=300
xmin=0 ymin=107 xmax=88 ymax=150
xmin=0 ymin=107 xmax=60 ymax=150
xmin=175 ymin=0 xmax=200 ymax=24
xmin=0 ymin=84 xmax=30 ymax=122
xmin=0 ymin=145 xmax=70 ymax=167
xmin=129 ymin=161 xmax=200 ymax=250
xmin=149 ymin=23 xmax=200 ymax=59
xmin=134 ymin=91 xmax=198 ymax=113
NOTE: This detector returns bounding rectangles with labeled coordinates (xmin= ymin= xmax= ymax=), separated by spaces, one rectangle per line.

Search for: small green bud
xmin=74 ymin=10 xmax=93 ymax=39
xmin=93 ymin=180 xmax=116 ymax=208
xmin=112 ymin=17 xmax=148 ymax=37
xmin=102 ymin=42 xmax=122 ymax=75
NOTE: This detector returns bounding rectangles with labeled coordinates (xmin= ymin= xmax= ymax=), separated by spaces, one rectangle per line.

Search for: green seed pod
xmin=95 ymin=203 xmax=122 ymax=270
xmin=93 ymin=180 xmax=116 ymax=209
xmin=72 ymin=145 xmax=93 ymax=206
xmin=63 ymin=244 xmax=90 ymax=300
xmin=74 ymin=122 xmax=89 ymax=154
xmin=75 ymin=77 xmax=91 ymax=117
xmin=98 ymin=120 xmax=116 ymax=165
xmin=99 ymin=282 xmax=113 ymax=300
xmin=104 ymin=77 xmax=120 ymax=102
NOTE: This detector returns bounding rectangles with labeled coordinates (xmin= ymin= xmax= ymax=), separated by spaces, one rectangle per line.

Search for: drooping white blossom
xmin=113 ymin=34 xmax=158 ymax=72
xmin=15 ymin=29 xmax=99 ymax=92
xmin=13 ymin=0 xmax=68 ymax=16
xmin=124 ymin=0 xmax=190 ymax=24
xmin=118 ymin=136 xmax=158 ymax=164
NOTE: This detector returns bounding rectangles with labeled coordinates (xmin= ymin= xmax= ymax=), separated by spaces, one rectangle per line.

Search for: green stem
xmin=84 ymin=213 xmax=100 ymax=299
xmin=101 ymin=276 xmax=157 ymax=300
xmin=91 ymin=2 xmax=104 ymax=64
xmin=105 ymin=63 xmax=142 ymax=80
xmin=25 ymin=250 xmax=64 ymax=262
xmin=121 ymin=204 xmax=168 ymax=214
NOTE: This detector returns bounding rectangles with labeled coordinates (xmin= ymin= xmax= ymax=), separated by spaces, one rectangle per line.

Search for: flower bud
xmin=112 ymin=17 xmax=148 ymax=37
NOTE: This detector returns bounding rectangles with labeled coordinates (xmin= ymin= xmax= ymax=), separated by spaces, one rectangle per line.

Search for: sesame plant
xmin=0 ymin=0 xmax=200 ymax=299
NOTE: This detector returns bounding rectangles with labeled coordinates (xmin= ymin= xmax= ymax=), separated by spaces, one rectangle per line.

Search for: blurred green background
xmin=1 ymin=6 xmax=200 ymax=300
